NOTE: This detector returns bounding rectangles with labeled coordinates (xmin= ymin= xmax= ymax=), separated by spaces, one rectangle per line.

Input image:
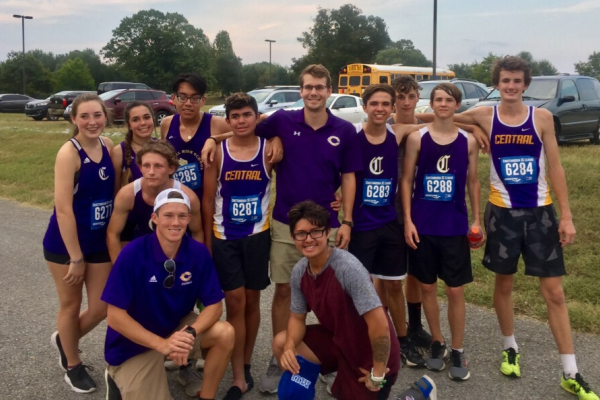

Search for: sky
xmin=1 ymin=0 xmax=599 ymax=75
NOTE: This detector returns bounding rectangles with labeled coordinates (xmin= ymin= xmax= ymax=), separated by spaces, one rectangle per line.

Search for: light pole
xmin=265 ymin=39 xmax=276 ymax=86
xmin=13 ymin=14 xmax=33 ymax=95
xmin=432 ymin=0 xmax=437 ymax=80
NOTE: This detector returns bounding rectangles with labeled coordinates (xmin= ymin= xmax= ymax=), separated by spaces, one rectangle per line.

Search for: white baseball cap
xmin=153 ymin=188 xmax=191 ymax=212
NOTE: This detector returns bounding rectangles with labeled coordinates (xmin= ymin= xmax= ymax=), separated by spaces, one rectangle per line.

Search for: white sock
xmin=503 ymin=334 xmax=519 ymax=353
xmin=561 ymin=354 xmax=578 ymax=379
xmin=451 ymin=348 xmax=464 ymax=353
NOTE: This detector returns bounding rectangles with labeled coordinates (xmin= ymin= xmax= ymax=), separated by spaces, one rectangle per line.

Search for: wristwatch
xmin=342 ymin=220 xmax=354 ymax=228
xmin=184 ymin=326 xmax=197 ymax=338
xmin=370 ymin=368 xmax=386 ymax=388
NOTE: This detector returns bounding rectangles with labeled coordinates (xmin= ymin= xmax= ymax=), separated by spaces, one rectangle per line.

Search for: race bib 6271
xmin=91 ymin=199 xmax=113 ymax=230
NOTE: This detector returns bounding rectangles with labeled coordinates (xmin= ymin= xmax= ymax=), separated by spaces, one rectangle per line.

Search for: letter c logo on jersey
xmin=369 ymin=157 xmax=384 ymax=175
xmin=436 ymin=155 xmax=450 ymax=173
xmin=180 ymin=272 xmax=192 ymax=282
xmin=327 ymin=136 xmax=341 ymax=146
xmin=99 ymin=167 xmax=109 ymax=181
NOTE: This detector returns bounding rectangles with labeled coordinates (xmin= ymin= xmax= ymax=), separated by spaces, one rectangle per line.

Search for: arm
xmin=279 ymin=312 xmax=308 ymax=375
xmin=184 ymin=187 xmax=204 ymax=244
xmin=466 ymin=135 xmax=482 ymax=231
xmin=539 ymin=110 xmax=576 ymax=246
xmin=391 ymin=123 xmax=427 ymax=146
xmin=160 ymin=115 xmax=173 ymax=140
xmin=201 ymin=132 xmax=233 ymax=168
xmin=201 ymin=148 xmax=221 ymax=253
xmin=455 ymin=123 xmax=490 ymax=153
xmin=357 ymin=307 xmax=391 ymax=391
xmin=54 ymin=144 xmax=85 ymax=285
xmin=401 ymin=131 xmax=421 ymax=249
xmin=106 ymin=187 xmax=134 ymax=263
xmin=337 ymin=172 xmax=356 ymax=248
xmin=187 ymin=301 xmax=223 ymax=336
xmin=110 ymin=143 xmax=124 ymax=194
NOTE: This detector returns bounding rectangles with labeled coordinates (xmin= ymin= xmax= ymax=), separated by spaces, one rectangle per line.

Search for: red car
xmin=99 ymin=89 xmax=177 ymax=125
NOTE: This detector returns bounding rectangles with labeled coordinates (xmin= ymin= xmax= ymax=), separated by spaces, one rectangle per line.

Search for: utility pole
xmin=265 ymin=39 xmax=276 ymax=86
xmin=13 ymin=14 xmax=33 ymax=94
xmin=432 ymin=0 xmax=437 ymax=80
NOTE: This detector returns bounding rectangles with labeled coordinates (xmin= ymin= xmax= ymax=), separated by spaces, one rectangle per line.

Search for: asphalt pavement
xmin=1 ymin=198 xmax=599 ymax=400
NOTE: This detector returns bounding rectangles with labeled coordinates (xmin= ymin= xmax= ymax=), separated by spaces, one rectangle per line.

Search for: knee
xmin=225 ymin=292 xmax=246 ymax=316
xmin=213 ymin=321 xmax=235 ymax=350
xmin=495 ymin=275 xmax=514 ymax=295
xmin=58 ymin=297 xmax=83 ymax=317
xmin=384 ymin=280 xmax=404 ymax=294
xmin=541 ymin=282 xmax=566 ymax=307
xmin=420 ymin=283 xmax=437 ymax=296
xmin=445 ymin=286 xmax=464 ymax=302
xmin=274 ymin=284 xmax=291 ymax=301
xmin=272 ymin=331 xmax=287 ymax=356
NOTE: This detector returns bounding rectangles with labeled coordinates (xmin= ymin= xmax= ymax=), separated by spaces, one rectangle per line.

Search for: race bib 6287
xmin=175 ymin=163 xmax=201 ymax=189
xmin=229 ymin=195 xmax=262 ymax=224
xmin=500 ymin=156 xmax=537 ymax=185
xmin=362 ymin=179 xmax=393 ymax=206
xmin=423 ymin=174 xmax=455 ymax=201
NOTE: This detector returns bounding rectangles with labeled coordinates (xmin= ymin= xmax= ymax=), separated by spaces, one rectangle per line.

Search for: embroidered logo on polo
xmin=180 ymin=272 xmax=192 ymax=282
xmin=99 ymin=167 xmax=110 ymax=181
xmin=327 ymin=136 xmax=341 ymax=146
xmin=369 ymin=157 xmax=384 ymax=175
xmin=293 ymin=131 xmax=301 ymax=136
xmin=149 ymin=275 xmax=157 ymax=283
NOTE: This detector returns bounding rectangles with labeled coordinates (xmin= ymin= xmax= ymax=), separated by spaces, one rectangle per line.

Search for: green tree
xmin=213 ymin=30 xmax=234 ymax=56
xmin=374 ymin=48 xmax=402 ymax=65
xmin=241 ymin=62 xmax=295 ymax=92
xmin=575 ymin=51 xmax=600 ymax=80
xmin=0 ymin=51 xmax=54 ymax=98
xmin=471 ymin=53 xmax=500 ymax=86
xmin=102 ymin=9 xmax=213 ymax=91
xmin=211 ymin=31 xmax=243 ymax=95
xmin=54 ymin=58 xmax=95 ymax=91
xmin=516 ymin=51 xmax=557 ymax=76
xmin=292 ymin=4 xmax=390 ymax=87
xmin=387 ymin=39 xmax=432 ymax=67
xmin=447 ymin=62 xmax=474 ymax=79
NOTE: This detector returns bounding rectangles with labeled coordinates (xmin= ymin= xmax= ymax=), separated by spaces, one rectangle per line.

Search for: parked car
xmin=470 ymin=75 xmax=600 ymax=144
xmin=99 ymin=89 xmax=176 ymax=125
xmin=25 ymin=97 xmax=52 ymax=120
xmin=48 ymin=90 xmax=95 ymax=120
xmin=97 ymin=82 xmax=151 ymax=95
xmin=209 ymin=86 xmax=301 ymax=117
xmin=63 ymin=104 xmax=72 ymax=122
xmin=0 ymin=94 xmax=37 ymax=113
xmin=262 ymin=93 xmax=367 ymax=124
xmin=414 ymin=79 xmax=489 ymax=114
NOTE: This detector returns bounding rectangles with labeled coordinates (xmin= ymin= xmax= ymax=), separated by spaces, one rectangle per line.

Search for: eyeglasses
xmin=163 ymin=259 xmax=176 ymax=289
xmin=175 ymin=94 xmax=203 ymax=104
xmin=301 ymin=85 xmax=329 ymax=92
xmin=292 ymin=228 xmax=327 ymax=241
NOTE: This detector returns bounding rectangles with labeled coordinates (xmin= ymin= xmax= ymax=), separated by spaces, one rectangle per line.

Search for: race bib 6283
xmin=229 ymin=195 xmax=262 ymax=224
xmin=500 ymin=156 xmax=537 ymax=185
xmin=423 ymin=174 xmax=455 ymax=201
xmin=91 ymin=199 xmax=113 ymax=230
xmin=362 ymin=179 xmax=393 ymax=206
xmin=175 ymin=163 xmax=201 ymax=189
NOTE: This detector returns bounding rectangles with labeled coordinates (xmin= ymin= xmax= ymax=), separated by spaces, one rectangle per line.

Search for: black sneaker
xmin=65 ymin=364 xmax=97 ymax=393
xmin=406 ymin=339 xmax=427 ymax=368
xmin=408 ymin=325 xmax=433 ymax=349
xmin=51 ymin=331 xmax=67 ymax=372
xmin=105 ymin=369 xmax=122 ymax=400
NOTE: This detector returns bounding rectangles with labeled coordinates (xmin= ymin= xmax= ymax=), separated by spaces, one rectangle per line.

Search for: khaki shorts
xmin=270 ymin=219 xmax=338 ymax=284
xmin=106 ymin=312 xmax=204 ymax=400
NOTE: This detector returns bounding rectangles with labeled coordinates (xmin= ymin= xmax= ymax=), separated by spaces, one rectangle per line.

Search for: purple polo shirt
xmin=102 ymin=232 xmax=224 ymax=366
xmin=255 ymin=108 xmax=362 ymax=227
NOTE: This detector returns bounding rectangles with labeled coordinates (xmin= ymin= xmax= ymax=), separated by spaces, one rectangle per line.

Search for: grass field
xmin=1 ymin=112 xmax=599 ymax=333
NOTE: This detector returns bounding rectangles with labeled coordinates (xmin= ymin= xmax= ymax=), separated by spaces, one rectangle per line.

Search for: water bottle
xmin=467 ymin=226 xmax=484 ymax=249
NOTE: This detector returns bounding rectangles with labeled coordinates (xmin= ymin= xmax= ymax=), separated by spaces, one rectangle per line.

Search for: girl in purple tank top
xmin=110 ymin=101 xmax=158 ymax=193
xmin=42 ymin=94 xmax=115 ymax=393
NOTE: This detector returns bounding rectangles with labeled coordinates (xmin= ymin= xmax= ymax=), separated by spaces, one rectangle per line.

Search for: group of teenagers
xmin=41 ymin=56 xmax=598 ymax=400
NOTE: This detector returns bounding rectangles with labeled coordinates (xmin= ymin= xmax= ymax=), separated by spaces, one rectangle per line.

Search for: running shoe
xmin=426 ymin=341 xmax=448 ymax=372
xmin=259 ymin=356 xmax=282 ymax=394
xmin=395 ymin=374 xmax=438 ymax=400
xmin=319 ymin=371 xmax=337 ymax=395
xmin=176 ymin=362 xmax=203 ymax=397
xmin=402 ymin=339 xmax=427 ymax=368
xmin=104 ymin=369 xmax=122 ymax=400
xmin=409 ymin=325 xmax=433 ymax=349
xmin=51 ymin=331 xmax=67 ymax=372
xmin=65 ymin=364 xmax=97 ymax=394
xmin=561 ymin=373 xmax=600 ymax=400
xmin=448 ymin=350 xmax=470 ymax=381
xmin=500 ymin=348 xmax=521 ymax=378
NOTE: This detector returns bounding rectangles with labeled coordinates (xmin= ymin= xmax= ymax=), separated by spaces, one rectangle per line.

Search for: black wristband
xmin=342 ymin=220 xmax=354 ymax=228
xmin=184 ymin=326 xmax=197 ymax=338
xmin=207 ymin=136 xmax=218 ymax=144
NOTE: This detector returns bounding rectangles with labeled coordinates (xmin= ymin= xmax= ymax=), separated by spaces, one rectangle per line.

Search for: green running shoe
xmin=561 ymin=373 xmax=600 ymax=400
xmin=500 ymin=348 xmax=521 ymax=378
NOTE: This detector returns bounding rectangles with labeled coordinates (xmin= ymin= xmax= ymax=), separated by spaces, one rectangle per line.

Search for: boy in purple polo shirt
xmin=401 ymin=83 xmax=481 ymax=382
xmin=252 ymin=64 xmax=362 ymax=392
xmin=102 ymin=188 xmax=233 ymax=400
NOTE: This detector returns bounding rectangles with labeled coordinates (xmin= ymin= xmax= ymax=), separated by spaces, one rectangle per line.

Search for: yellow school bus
xmin=338 ymin=64 xmax=456 ymax=95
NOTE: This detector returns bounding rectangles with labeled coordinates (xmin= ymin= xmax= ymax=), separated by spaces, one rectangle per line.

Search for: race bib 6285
xmin=500 ymin=156 xmax=537 ymax=185
xmin=423 ymin=174 xmax=455 ymax=201
xmin=175 ymin=163 xmax=201 ymax=189
xmin=229 ymin=195 xmax=262 ymax=224
xmin=362 ymin=179 xmax=393 ymax=206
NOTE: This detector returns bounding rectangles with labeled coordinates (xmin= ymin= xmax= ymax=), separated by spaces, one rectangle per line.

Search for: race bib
xmin=423 ymin=174 xmax=455 ymax=201
xmin=362 ymin=179 xmax=393 ymax=206
xmin=229 ymin=195 xmax=262 ymax=224
xmin=500 ymin=156 xmax=538 ymax=185
xmin=91 ymin=199 xmax=113 ymax=230
xmin=175 ymin=163 xmax=201 ymax=190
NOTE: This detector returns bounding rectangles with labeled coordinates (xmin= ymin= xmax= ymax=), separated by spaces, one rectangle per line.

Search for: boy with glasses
xmin=102 ymin=188 xmax=233 ymax=400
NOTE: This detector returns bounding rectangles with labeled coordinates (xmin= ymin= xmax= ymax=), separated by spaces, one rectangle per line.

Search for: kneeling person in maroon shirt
xmin=273 ymin=200 xmax=400 ymax=400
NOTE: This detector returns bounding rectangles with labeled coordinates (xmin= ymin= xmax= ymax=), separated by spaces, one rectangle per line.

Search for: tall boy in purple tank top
xmin=202 ymin=93 xmax=274 ymax=399
xmin=445 ymin=56 xmax=598 ymax=399
xmin=402 ymin=83 xmax=481 ymax=382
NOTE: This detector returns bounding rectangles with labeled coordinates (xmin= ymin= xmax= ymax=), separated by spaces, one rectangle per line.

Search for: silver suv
xmin=414 ymin=79 xmax=490 ymax=113
xmin=209 ymin=86 xmax=301 ymax=117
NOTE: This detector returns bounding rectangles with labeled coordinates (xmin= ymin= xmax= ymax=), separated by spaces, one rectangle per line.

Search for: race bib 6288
xmin=423 ymin=174 xmax=455 ymax=201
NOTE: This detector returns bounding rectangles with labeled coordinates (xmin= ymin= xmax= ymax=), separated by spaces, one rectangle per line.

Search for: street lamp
xmin=13 ymin=14 xmax=33 ymax=95
xmin=265 ymin=39 xmax=276 ymax=86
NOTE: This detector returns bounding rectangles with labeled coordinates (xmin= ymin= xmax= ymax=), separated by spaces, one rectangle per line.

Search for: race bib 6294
xmin=362 ymin=179 xmax=393 ymax=206
xmin=91 ymin=199 xmax=113 ymax=230
xmin=229 ymin=195 xmax=262 ymax=224
xmin=500 ymin=156 xmax=537 ymax=185
xmin=423 ymin=174 xmax=455 ymax=201
xmin=175 ymin=163 xmax=201 ymax=189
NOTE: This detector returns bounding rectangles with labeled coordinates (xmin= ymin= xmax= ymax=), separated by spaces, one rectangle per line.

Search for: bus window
xmin=379 ymin=76 xmax=388 ymax=84
xmin=416 ymin=75 xmax=423 ymax=81
xmin=362 ymin=76 xmax=371 ymax=86
xmin=349 ymin=76 xmax=361 ymax=86
xmin=421 ymin=75 xmax=430 ymax=81
xmin=340 ymin=76 xmax=348 ymax=86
